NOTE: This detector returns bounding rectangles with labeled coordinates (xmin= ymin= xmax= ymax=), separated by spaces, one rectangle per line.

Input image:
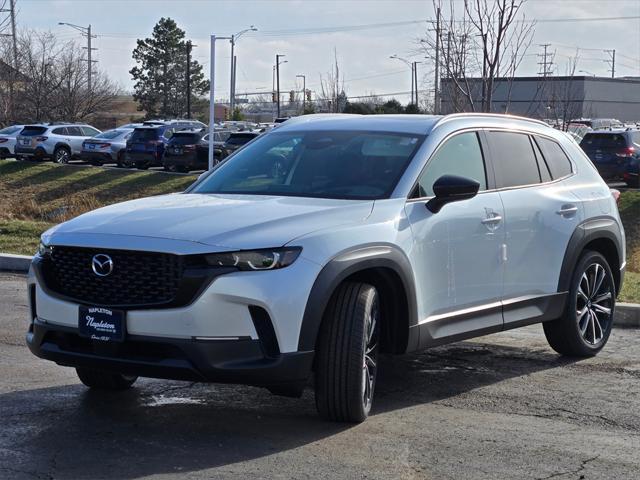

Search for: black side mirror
xmin=426 ymin=174 xmax=480 ymax=213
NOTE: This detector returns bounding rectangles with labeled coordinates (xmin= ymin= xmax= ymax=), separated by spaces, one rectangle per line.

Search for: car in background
xmin=0 ymin=124 xmax=24 ymax=158
xmin=143 ymin=119 xmax=206 ymax=130
xmin=14 ymin=124 xmax=101 ymax=163
xmin=571 ymin=118 xmax=624 ymax=130
xmin=163 ymin=130 xmax=231 ymax=172
xmin=579 ymin=129 xmax=640 ymax=186
xmin=81 ymin=127 xmax=138 ymax=166
xmin=222 ymin=131 xmax=261 ymax=156
xmin=123 ymin=125 xmax=176 ymax=169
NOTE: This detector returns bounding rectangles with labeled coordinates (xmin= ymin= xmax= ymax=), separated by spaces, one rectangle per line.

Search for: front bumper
xmin=27 ymin=319 xmax=313 ymax=386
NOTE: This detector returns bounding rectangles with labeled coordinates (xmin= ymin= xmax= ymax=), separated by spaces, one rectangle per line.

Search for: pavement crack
xmin=536 ymin=455 xmax=599 ymax=480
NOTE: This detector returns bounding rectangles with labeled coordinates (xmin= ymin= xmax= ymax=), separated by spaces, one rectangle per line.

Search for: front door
xmin=405 ymin=131 xmax=505 ymax=346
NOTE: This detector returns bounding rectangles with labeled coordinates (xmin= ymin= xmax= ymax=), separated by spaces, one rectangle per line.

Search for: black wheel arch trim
xmin=557 ymin=215 xmax=624 ymax=295
xmin=297 ymin=243 xmax=418 ymax=353
xmin=54 ymin=143 xmax=71 ymax=154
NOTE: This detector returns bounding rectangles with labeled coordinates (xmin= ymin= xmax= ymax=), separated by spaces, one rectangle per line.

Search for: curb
xmin=615 ymin=303 xmax=640 ymax=328
xmin=0 ymin=253 xmax=31 ymax=272
xmin=1 ymin=251 xmax=639 ymax=328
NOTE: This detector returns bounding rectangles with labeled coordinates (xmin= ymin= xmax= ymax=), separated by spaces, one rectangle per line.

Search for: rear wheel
xmin=76 ymin=367 xmax=138 ymax=390
xmin=315 ymin=282 xmax=380 ymax=423
xmin=116 ymin=151 xmax=124 ymax=167
xmin=543 ymin=251 xmax=615 ymax=357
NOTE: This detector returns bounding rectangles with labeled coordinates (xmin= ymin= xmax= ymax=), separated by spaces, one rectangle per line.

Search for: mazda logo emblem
xmin=91 ymin=254 xmax=114 ymax=277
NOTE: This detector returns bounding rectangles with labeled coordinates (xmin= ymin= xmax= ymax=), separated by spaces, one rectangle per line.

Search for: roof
xmin=0 ymin=60 xmax=28 ymax=82
xmin=275 ymin=113 xmax=552 ymax=136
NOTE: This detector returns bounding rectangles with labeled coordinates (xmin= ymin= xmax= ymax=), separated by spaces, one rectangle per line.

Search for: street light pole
xmin=276 ymin=54 xmax=286 ymax=118
xmin=296 ymin=74 xmax=306 ymax=113
xmin=209 ymin=34 xmax=231 ymax=170
xmin=390 ymin=54 xmax=415 ymax=106
xmin=229 ymin=26 xmax=257 ymax=113
xmin=58 ymin=22 xmax=97 ymax=91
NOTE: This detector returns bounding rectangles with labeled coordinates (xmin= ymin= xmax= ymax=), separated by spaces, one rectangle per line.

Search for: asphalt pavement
xmin=1 ymin=272 xmax=639 ymax=479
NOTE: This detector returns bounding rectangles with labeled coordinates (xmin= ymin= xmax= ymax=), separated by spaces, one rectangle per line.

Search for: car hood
xmin=45 ymin=193 xmax=374 ymax=252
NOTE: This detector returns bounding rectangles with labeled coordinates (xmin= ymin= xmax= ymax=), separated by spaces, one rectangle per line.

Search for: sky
xmin=7 ymin=0 xmax=640 ymax=103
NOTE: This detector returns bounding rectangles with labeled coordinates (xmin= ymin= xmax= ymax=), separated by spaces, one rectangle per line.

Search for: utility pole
xmin=229 ymin=26 xmax=257 ymax=113
xmin=433 ymin=7 xmax=441 ymax=114
xmin=537 ymin=43 xmax=554 ymax=77
xmin=605 ymin=49 xmax=616 ymax=78
xmin=296 ymin=74 xmax=306 ymax=113
xmin=59 ymin=22 xmax=97 ymax=91
xmin=275 ymin=54 xmax=285 ymax=118
xmin=413 ymin=62 xmax=419 ymax=106
xmin=481 ymin=33 xmax=487 ymax=112
xmin=186 ymin=41 xmax=192 ymax=118
xmin=0 ymin=0 xmax=18 ymax=121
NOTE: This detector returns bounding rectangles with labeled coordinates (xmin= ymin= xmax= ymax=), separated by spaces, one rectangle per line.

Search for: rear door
xmin=487 ymin=131 xmax=582 ymax=325
xmin=66 ymin=126 xmax=85 ymax=154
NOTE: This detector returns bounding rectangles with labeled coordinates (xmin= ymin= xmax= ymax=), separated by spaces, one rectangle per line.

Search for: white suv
xmin=27 ymin=114 xmax=625 ymax=422
xmin=15 ymin=123 xmax=101 ymax=163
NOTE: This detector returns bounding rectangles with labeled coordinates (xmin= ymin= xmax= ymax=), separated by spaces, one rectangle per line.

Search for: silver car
xmin=81 ymin=127 xmax=138 ymax=166
xmin=0 ymin=124 xmax=24 ymax=158
xmin=15 ymin=123 xmax=102 ymax=163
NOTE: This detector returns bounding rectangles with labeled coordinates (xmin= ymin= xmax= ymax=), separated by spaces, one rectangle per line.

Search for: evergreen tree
xmin=130 ymin=18 xmax=209 ymax=118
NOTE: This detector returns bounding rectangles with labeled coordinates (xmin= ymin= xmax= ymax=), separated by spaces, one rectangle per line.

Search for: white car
xmin=27 ymin=113 xmax=625 ymax=422
xmin=15 ymin=123 xmax=101 ymax=163
xmin=0 ymin=124 xmax=24 ymax=158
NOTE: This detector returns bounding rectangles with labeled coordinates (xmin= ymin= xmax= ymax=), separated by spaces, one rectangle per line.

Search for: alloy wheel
xmin=576 ymin=262 xmax=613 ymax=346
xmin=55 ymin=149 xmax=70 ymax=164
xmin=362 ymin=297 xmax=379 ymax=411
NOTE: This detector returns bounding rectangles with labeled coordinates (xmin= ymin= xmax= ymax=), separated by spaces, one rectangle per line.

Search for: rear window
xmin=580 ymin=133 xmax=628 ymax=149
xmin=21 ymin=126 xmax=48 ymax=136
xmin=169 ymin=133 xmax=201 ymax=145
xmin=95 ymin=130 xmax=125 ymax=140
xmin=0 ymin=126 xmax=21 ymax=135
xmin=226 ymin=134 xmax=258 ymax=146
xmin=130 ymin=129 xmax=160 ymax=142
xmin=631 ymin=132 xmax=640 ymax=147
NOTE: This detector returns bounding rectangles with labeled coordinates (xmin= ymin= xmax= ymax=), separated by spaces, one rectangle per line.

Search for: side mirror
xmin=426 ymin=174 xmax=480 ymax=213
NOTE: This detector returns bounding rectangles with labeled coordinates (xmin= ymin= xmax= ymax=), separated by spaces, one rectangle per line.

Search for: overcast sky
xmin=14 ymin=0 xmax=640 ymax=102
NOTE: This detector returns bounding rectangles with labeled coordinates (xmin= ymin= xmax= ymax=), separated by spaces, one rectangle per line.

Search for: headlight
xmin=204 ymin=247 xmax=301 ymax=271
xmin=36 ymin=242 xmax=52 ymax=257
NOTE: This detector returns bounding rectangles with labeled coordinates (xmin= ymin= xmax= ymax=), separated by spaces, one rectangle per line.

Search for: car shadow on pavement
xmin=0 ymin=339 xmax=577 ymax=479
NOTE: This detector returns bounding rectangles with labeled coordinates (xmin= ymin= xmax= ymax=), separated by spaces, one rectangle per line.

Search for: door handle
xmin=556 ymin=205 xmax=578 ymax=216
xmin=481 ymin=215 xmax=503 ymax=225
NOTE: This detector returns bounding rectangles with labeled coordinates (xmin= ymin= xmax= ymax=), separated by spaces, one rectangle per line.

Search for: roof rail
xmin=434 ymin=112 xmax=550 ymax=129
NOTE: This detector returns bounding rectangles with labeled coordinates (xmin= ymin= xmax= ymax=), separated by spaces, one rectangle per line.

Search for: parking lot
xmin=2 ymin=272 xmax=639 ymax=479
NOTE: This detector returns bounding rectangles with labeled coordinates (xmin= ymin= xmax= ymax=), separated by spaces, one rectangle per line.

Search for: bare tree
xmin=547 ymin=51 xmax=582 ymax=130
xmin=422 ymin=0 xmax=535 ymax=113
xmin=318 ymin=49 xmax=346 ymax=113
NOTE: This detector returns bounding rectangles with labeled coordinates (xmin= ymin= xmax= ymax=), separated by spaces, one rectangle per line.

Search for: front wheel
xmin=543 ymin=251 xmax=615 ymax=357
xmin=53 ymin=147 xmax=70 ymax=164
xmin=315 ymin=282 xmax=380 ymax=423
xmin=76 ymin=367 xmax=138 ymax=390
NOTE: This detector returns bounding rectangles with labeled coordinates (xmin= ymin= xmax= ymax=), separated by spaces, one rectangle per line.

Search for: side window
xmin=415 ymin=131 xmax=487 ymax=197
xmin=534 ymin=136 xmax=573 ymax=179
xmin=52 ymin=127 xmax=67 ymax=135
xmin=489 ymin=131 xmax=541 ymax=188
xmin=82 ymin=126 xmax=100 ymax=137
xmin=66 ymin=127 xmax=83 ymax=136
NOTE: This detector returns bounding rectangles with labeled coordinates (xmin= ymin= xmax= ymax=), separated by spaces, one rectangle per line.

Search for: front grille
xmin=43 ymin=247 xmax=183 ymax=307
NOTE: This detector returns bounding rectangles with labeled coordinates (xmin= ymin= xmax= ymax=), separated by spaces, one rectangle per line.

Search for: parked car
xmin=579 ymin=129 xmax=640 ymax=186
xmin=27 ymin=113 xmax=625 ymax=423
xmin=123 ymin=125 xmax=176 ymax=169
xmin=14 ymin=123 xmax=101 ymax=163
xmin=0 ymin=124 xmax=24 ymax=158
xmin=163 ymin=130 xmax=232 ymax=172
xmin=222 ymin=131 xmax=260 ymax=155
xmin=81 ymin=127 xmax=138 ymax=166
xmin=143 ymin=119 xmax=207 ymax=130
xmin=571 ymin=118 xmax=624 ymax=130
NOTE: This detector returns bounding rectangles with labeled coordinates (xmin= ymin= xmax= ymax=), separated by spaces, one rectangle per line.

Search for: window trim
xmin=406 ymin=127 xmax=577 ymax=202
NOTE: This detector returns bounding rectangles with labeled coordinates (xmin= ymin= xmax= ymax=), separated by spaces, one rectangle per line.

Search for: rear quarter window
xmin=488 ymin=131 xmax=541 ymax=188
xmin=534 ymin=136 xmax=573 ymax=179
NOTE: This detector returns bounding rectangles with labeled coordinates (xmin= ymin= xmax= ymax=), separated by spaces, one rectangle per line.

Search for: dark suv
xmin=222 ymin=131 xmax=260 ymax=156
xmin=579 ymin=130 xmax=640 ymax=187
xmin=123 ymin=126 xmax=175 ymax=169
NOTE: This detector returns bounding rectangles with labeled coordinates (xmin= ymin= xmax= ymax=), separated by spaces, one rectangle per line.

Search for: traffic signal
xmin=306 ymin=89 xmax=312 ymax=101
xmin=272 ymin=92 xmax=277 ymax=103
xmin=289 ymin=90 xmax=295 ymax=103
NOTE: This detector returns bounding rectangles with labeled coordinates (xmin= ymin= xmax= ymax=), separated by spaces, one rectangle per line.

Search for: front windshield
xmin=191 ymin=130 xmax=424 ymax=200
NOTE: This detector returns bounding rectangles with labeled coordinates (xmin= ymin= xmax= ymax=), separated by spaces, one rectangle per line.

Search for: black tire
xmin=76 ymin=367 xmax=138 ymax=390
xmin=543 ymin=250 xmax=615 ymax=357
xmin=53 ymin=146 xmax=71 ymax=164
xmin=315 ymin=282 xmax=381 ymax=423
xmin=116 ymin=151 xmax=124 ymax=167
xmin=136 ymin=163 xmax=149 ymax=170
